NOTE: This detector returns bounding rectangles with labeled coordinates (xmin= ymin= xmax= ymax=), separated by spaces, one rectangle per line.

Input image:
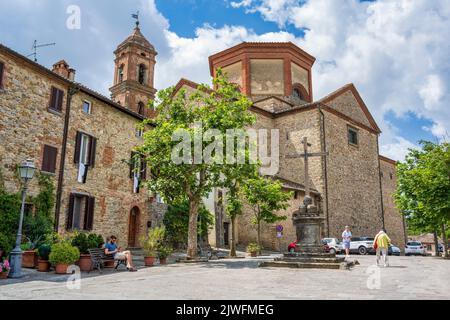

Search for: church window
xmin=138 ymin=102 xmax=145 ymax=115
xmin=293 ymin=88 xmax=302 ymax=99
xmin=348 ymin=127 xmax=358 ymax=146
xmin=118 ymin=65 xmax=124 ymax=83
xmin=390 ymin=173 xmax=393 ymax=180
xmin=138 ymin=64 xmax=146 ymax=85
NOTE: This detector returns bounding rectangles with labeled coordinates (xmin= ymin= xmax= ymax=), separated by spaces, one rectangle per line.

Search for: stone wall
xmin=0 ymin=50 xmax=66 ymax=199
xmin=324 ymin=90 xmax=372 ymax=128
xmin=58 ymin=91 xmax=152 ymax=247
xmin=323 ymin=110 xmax=383 ymax=239
xmin=380 ymin=157 xmax=406 ymax=248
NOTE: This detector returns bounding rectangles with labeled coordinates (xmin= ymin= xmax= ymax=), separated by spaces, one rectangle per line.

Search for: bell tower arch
xmin=110 ymin=22 xmax=157 ymax=118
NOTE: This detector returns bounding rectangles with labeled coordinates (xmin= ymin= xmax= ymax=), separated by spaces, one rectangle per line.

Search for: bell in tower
xmin=110 ymin=18 xmax=157 ymax=118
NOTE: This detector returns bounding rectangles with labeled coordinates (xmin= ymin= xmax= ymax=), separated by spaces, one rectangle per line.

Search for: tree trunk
xmin=230 ymin=215 xmax=237 ymax=257
xmin=441 ymin=223 xmax=448 ymax=258
xmin=257 ymin=221 xmax=261 ymax=255
xmin=433 ymin=230 xmax=439 ymax=256
xmin=187 ymin=199 xmax=200 ymax=259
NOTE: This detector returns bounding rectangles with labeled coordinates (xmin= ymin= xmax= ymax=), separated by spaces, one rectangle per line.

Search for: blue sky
xmin=0 ymin=0 xmax=448 ymax=160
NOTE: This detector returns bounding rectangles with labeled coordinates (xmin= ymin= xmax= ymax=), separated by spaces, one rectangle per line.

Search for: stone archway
xmin=128 ymin=206 xmax=140 ymax=248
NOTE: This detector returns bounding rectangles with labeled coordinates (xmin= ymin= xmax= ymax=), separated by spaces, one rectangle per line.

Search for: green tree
xmin=163 ymin=200 xmax=214 ymax=247
xmin=139 ymin=70 xmax=255 ymax=258
xmin=395 ymin=141 xmax=450 ymax=257
xmin=242 ymin=177 xmax=291 ymax=252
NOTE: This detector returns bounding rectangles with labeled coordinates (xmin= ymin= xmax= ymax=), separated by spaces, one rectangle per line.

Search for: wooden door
xmin=128 ymin=207 xmax=140 ymax=248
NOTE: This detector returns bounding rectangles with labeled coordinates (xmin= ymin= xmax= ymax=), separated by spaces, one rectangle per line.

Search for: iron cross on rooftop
xmin=286 ymin=137 xmax=328 ymax=201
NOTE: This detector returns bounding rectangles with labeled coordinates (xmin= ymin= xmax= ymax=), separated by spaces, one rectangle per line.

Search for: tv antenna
xmin=27 ymin=40 xmax=56 ymax=62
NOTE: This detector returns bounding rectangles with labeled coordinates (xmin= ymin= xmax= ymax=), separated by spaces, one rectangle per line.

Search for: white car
xmin=349 ymin=237 xmax=375 ymax=255
xmin=322 ymin=238 xmax=342 ymax=254
xmin=405 ymin=241 xmax=426 ymax=256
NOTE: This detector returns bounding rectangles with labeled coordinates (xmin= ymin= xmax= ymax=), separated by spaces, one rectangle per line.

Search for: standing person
xmin=374 ymin=228 xmax=391 ymax=267
xmin=342 ymin=226 xmax=352 ymax=258
xmin=105 ymin=235 xmax=137 ymax=272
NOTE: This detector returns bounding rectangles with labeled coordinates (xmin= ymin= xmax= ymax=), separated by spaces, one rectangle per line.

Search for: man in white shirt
xmin=342 ymin=226 xmax=352 ymax=258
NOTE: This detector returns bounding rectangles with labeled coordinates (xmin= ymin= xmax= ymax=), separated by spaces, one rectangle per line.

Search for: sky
xmin=0 ymin=0 xmax=449 ymax=161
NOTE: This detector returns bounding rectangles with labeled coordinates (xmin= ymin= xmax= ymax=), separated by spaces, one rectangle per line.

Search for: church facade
xmin=0 ymin=24 xmax=406 ymax=251
xmin=195 ymin=42 xmax=405 ymax=250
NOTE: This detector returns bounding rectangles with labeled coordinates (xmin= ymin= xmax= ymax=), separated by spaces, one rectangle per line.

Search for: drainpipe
xmin=318 ymin=104 xmax=330 ymax=237
xmin=376 ymin=138 xmax=385 ymax=229
xmin=54 ymin=85 xmax=79 ymax=231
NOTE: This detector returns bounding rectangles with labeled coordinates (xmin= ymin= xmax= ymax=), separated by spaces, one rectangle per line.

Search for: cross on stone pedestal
xmin=286 ymin=137 xmax=328 ymax=204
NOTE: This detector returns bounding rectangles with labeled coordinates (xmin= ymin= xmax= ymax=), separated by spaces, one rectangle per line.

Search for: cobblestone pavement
xmin=0 ymin=255 xmax=449 ymax=300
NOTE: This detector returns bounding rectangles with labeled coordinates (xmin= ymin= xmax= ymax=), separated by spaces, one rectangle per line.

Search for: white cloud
xmin=380 ymin=137 xmax=417 ymax=162
xmin=226 ymin=0 xmax=450 ymax=161
xmin=230 ymin=0 xmax=253 ymax=9
xmin=419 ymin=75 xmax=445 ymax=111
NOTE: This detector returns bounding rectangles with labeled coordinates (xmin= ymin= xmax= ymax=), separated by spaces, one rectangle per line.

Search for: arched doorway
xmin=128 ymin=207 xmax=140 ymax=248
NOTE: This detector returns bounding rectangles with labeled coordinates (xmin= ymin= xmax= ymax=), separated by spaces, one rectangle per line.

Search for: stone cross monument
xmin=286 ymin=137 xmax=328 ymax=253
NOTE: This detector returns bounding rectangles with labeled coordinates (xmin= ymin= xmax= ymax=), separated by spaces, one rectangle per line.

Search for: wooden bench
xmin=88 ymin=248 xmax=127 ymax=273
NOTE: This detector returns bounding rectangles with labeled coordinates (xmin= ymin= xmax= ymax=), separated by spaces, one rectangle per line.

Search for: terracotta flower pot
xmin=0 ymin=272 xmax=9 ymax=279
xmin=144 ymin=256 xmax=156 ymax=266
xmin=159 ymin=258 xmax=167 ymax=265
xmin=37 ymin=259 xmax=50 ymax=272
xmin=22 ymin=250 xmax=37 ymax=268
xmin=55 ymin=263 xmax=69 ymax=274
xmin=78 ymin=254 xmax=92 ymax=272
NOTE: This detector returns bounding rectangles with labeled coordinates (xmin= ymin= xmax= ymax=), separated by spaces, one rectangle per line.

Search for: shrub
xmin=140 ymin=226 xmax=166 ymax=257
xmin=38 ymin=243 xmax=51 ymax=260
xmin=20 ymin=242 xmax=33 ymax=251
xmin=158 ymin=245 xmax=173 ymax=259
xmin=87 ymin=233 xmax=104 ymax=249
xmin=0 ymin=233 xmax=13 ymax=257
xmin=163 ymin=200 xmax=214 ymax=247
xmin=72 ymin=232 xmax=105 ymax=254
xmin=246 ymin=242 xmax=262 ymax=253
xmin=49 ymin=241 xmax=80 ymax=265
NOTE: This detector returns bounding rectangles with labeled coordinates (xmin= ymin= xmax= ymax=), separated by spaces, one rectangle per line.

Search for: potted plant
xmin=37 ymin=243 xmax=51 ymax=272
xmin=72 ymin=232 xmax=104 ymax=272
xmin=140 ymin=226 xmax=165 ymax=267
xmin=49 ymin=241 xmax=80 ymax=274
xmin=158 ymin=245 xmax=172 ymax=265
xmin=246 ymin=243 xmax=261 ymax=257
xmin=21 ymin=242 xmax=37 ymax=268
xmin=0 ymin=258 xmax=10 ymax=279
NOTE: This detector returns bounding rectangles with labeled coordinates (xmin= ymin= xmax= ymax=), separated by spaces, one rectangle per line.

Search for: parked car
xmin=322 ymin=240 xmax=331 ymax=253
xmin=322 ymin=238 xmax=342 ymax=254
xmin=388 ymin=244 xmax=401 ymax=256
xmin=405 ymin=241 xmax=426 ymax=256
xmin=349 ymin=237 xmax=375 ymax=255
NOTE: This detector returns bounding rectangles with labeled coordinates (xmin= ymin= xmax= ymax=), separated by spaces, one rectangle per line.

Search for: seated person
xmin=104 ymin=235 xmax=137 ymax=272
xmin=288 ymin=240 xmax=298 ymax=253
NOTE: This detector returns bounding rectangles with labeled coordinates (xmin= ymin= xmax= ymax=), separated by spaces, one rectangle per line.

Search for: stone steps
xmin=259 ymin=261 xmax=353 ymax=270
xmin=276 ymin=256 xmax=345 ymax=263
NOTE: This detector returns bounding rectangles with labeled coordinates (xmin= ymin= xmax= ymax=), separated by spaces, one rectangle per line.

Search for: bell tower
xmin=110 ymin=20 xmax=157 ymax=118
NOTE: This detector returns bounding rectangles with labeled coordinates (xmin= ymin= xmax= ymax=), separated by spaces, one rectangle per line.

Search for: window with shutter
xmin=49 ymin=87 xmax=64 ymax=112
xmin=41 ymin=145 xmax=58 ymax=173
xmin=66 ymin=194 xmax=75 ymax=230
xmin=83 ymin=197 xmax=95 ymax=231
xmin=0 ymin=61 xmax=4 ymax=88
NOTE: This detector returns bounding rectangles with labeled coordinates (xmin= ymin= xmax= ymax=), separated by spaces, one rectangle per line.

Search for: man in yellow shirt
xmin=374 ymin=229 xmax=391 ymax=267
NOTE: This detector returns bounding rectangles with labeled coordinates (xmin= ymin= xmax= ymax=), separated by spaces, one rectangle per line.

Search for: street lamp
xmin=8 ymin=159 xmax=36 ymax=278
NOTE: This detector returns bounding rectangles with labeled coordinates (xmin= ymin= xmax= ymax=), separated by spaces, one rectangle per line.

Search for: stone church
xmin=0 ymin=22 xmax=406 ymax=251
